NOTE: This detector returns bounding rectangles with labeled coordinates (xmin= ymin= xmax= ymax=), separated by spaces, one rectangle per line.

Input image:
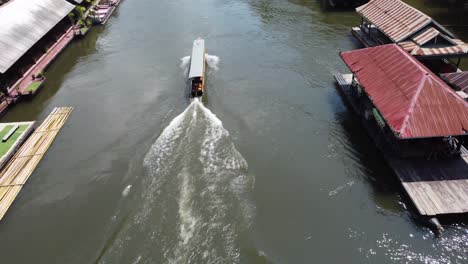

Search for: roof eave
xmin=339 ymin=51 xmax=408 ymax=140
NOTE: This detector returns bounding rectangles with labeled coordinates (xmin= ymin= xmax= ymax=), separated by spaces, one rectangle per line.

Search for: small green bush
xmin=68 ymin=12 xmax=75 ymax=24
xmin=36 ymin=71 xmax=45 ymax=79
xmin=74 ymin=6 xmax=86 ymax=19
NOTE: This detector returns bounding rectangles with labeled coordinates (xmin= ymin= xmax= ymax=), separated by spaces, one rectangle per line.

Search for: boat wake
xmin=99 ymin=99 xmax=254 ymax=263
xmin=205 ymin=54 xmax=220 ymax=71
xmin=180 ymin=54 xmax=220 ymax=74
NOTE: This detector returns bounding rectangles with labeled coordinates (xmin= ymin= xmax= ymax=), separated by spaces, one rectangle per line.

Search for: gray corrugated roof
xmin=0 ymin=0 xmax=75 ymax=73
xmin=189 ymin=39 xmax=205 ymax=78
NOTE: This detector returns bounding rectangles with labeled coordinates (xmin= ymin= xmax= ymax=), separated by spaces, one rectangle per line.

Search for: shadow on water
xmin=327 ymin=88 xmax=407 ymax=215
xmin=315 ymin=0 xmax=367 ymax=12
xmin=0 ymin=26 xmax=105 ymax=123
xmin=329 ymin=84 xmax=468 ymax=228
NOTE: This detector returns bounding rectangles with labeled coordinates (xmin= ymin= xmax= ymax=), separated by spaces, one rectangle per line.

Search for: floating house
xmin=334 ymin=44 xmax=468 ymax=226
xmin=351 ymin=0 xmax=468 ymax=73
xmin=0 ymin=0 xmax=75 ymax=114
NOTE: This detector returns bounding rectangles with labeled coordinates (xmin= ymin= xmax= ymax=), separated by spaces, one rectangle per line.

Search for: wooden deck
xmin=334 ymin=73 xmax=468 ymax=217
xmin=0 ymin=107 xmax=73 ymax=221
xmin=0 ymin=26 xmax=76 ymax=117
xmin=351 ymin=26 xmax=379 ymax=48
xmin=9 ymin=26 xmax=75 ymax=97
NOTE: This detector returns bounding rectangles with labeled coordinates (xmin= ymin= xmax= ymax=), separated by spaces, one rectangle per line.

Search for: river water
xmin=0 ymin=0 xmax=467 ymax=263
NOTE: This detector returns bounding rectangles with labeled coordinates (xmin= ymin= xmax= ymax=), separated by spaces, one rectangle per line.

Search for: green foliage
xmin=27 ymin=81 xmax=43 ymax=93
xmin=36 ymin=71 xmax=45 ymax=79
xmin=68 ymin=12 xmax=75 ymax=24
xmin=85 ymin=18 xmax=92 ymax=27
xmin=74 ymin=6 xmax=86 ymax=19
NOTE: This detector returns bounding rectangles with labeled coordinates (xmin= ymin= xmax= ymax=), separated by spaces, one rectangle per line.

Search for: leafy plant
xmin=36 ymin=71 xmax=45 ymax=79
xmin=68 ymin=12 xmax=75 ymax=24
xmin=85 ymin=18 xmax=92 ymax=27
xmin=74 ymin=6 xmax=86 ymax=19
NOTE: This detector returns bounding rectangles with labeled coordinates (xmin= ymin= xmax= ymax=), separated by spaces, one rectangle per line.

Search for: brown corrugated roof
xmin=411 ymin=27 xmax=441 ymax=46
xmin=340 ymin=44 xmax=468 ymax=139
xmin=356 ymin=0 xmax=468 ymax=57
xmin=356 ymin=0 xmax=431 ymax=43
xmin=441 ymin=72 xmax=468 ymax=93
xmin=399 ymin=39 xmax=468 ymax=57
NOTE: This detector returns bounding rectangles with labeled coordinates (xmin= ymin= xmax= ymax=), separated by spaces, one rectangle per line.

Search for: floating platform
xmin=350 ymin=26 xmax=379 ymax=48
xmin=91 ymin=0 xmax=121 ymax=25
xmin=0 ymin=107 xmax=73 ymax=221
xmin=0 ymin=122 xmax=35 ymax=170
xmin=334 ymin=73 xmax=468 ymax=217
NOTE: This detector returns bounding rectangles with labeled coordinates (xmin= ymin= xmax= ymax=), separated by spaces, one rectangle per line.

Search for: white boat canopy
xmin=188 ymin=39 xmax=205 ymax=79
xmin=0 ymin=0 xmax=75 ymax=73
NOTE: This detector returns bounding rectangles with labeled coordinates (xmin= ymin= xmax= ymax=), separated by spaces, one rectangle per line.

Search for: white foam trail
xmin=328 ymin=181 xmax=354 ymax=196
xmin=178 ymin=169 xmax=198 ymax=245
xmin=181 ymin=54 xmax=219 ymax=74
xmin=205 ymin=54 xmax=220 ymax=71
xmin=180 ymin=56 xmax=191 ymax=76
xmin=122 ymin=185 xmax=132 ymax=197
xmin=180 ymin=56 xmax=191 ymax=69
xmin=100 ymin=99 xmax=254 ymax=263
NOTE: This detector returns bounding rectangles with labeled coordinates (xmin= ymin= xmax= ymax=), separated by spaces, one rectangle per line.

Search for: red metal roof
xmin=356 ymin=0 xmax=431 ymax=43
xmin=340 ymin=44 xmax=468 ymax=139
xmin=441 ymin=72 xmax=468 ymax=93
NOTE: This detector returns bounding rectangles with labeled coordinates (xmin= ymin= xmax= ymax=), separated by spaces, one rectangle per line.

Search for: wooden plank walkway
xmin=351 ymin=27 xmax=378 ymax=48
xmin=0 ymin=107 xmax=73 ymax=221
xmin=0 ymin=26 xmax=76 ymax=117
xmin=9 ymin=26 xmax=75 ymax=97
xmin=334 ymin=73 xmax=468 ymax=216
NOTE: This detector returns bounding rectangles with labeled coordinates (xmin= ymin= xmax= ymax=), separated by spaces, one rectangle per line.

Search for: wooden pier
xmin=334 ymin=73 xmax=468 ymax=217
xmin=0 ymin=107 xmax=73 ymax=221
xmin=91 ymin=0 xmax=121 ymax=25
xmin=10 ymin=26 xmax=76 ymax=97
xmin=350 ymin=26 xmax=379 ymax=48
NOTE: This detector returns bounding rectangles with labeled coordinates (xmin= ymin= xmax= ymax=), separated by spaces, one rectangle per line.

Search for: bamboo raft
xmin=0 ymin=107 xmax=73 ymax=221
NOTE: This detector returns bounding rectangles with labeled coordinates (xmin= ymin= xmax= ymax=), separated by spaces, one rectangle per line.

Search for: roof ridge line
xmin=400 ymin=74 xmax=427 ymax=136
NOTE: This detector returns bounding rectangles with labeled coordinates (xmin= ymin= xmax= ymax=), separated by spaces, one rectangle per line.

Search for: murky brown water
xmin=0 ymin=0 xmax=466 ymax=263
